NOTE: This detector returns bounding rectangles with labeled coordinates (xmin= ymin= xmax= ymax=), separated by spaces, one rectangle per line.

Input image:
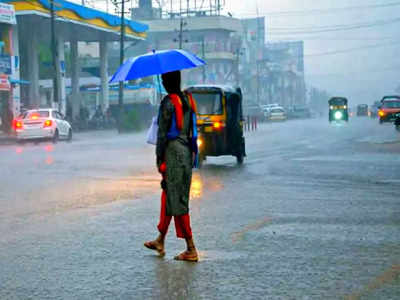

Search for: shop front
xmin=0 ymin=2 xmax=17 ymax=134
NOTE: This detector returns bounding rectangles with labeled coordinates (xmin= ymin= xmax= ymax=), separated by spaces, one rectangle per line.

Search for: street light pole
xmin=236 ymin=49 xmax=240 ymax=87
xmin=50 ymin=0 xmax=59 ymax=106
xmin=118 ymin=0 xmax=125 ymax=132
xmin=202 ymin=36 xmax=206 ymax=83
xmin=179 ymin=17 xmax=183 ymax=49
xmin=112 ymin=0 xmax=129 ymax=132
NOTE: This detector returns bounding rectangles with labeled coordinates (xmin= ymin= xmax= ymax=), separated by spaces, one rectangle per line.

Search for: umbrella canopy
xmin=109 ymin=49 xmax=206 ymax=83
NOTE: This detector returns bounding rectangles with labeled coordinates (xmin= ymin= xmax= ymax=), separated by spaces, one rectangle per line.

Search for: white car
xmin=14 ymin=108 xmax=72 ymax=142
xmin=260 ymin=103 xmax=280 ymax=113
xmin=266 ymin=107 xmax=287 ymax=121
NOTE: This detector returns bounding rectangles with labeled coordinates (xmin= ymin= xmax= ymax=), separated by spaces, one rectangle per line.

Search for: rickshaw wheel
xmin=198 ymin=154 xmax=205 ymax=168
xmin=236 ymin=154 xmax=244 ymax=165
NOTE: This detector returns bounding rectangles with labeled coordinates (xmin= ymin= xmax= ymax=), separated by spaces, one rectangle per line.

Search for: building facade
xmin=130 ymin=1 xmax=242 ymax=90
xmin=0 ymin=2 xmax=19 ymax=133
xmin=264 ymin=41 xmax=306 ymax=109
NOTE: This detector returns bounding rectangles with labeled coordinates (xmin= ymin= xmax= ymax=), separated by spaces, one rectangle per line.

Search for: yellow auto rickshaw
xmin=185 ymin=85 xmax=246 ymax=167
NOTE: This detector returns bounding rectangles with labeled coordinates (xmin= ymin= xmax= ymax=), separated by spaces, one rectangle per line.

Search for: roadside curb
xmin=0 ymin=134 xmax=16 ymax=145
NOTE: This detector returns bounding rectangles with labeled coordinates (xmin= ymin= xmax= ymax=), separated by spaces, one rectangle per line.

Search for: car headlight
xmin=334 ymin=111 xmax=343 ymax=120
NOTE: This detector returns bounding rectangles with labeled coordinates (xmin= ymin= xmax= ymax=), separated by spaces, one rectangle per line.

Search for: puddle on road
xmin=292 ymin=154 xmax=400 ymax=163
xmin=197 ymin=250 xmax=246 ymax=262
xmin=190 ymin=172 xmax=223 ymax=201
xmin=356 ymin=136 xmax=400 ymax=144
xmin=232 ymin=217 xmax=273 ymax=243
xmin=11 ymin=174 xmax=162 ymax=218
xmin=190 ymin=173 xmax=203 ymax=199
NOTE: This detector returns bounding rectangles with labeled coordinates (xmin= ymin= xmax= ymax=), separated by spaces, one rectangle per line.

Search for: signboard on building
xmin=0 ymin=74 xmax=10 ymax=91
xmin=0 ymin=55 xmax=12 ymax=74
xmin=267 ymin=41 xmax=304 ymax=74
xmin=241 ymin=17 xmax=265 ymax=45
xmin=0 ymin=3 xmax=16 ymax=25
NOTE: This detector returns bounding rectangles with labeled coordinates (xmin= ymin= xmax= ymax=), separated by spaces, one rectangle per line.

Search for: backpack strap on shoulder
xmin=185 ymin=92 xmax=197 ymax=113
xmin=168 ymin=94 xmax=183 ymax=131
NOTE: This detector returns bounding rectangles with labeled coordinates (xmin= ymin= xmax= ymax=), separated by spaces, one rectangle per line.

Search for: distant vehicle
xmin=378 ymin=95 xmax=400 ymax=124
xmin=260 ymin=103 xmax=280 ymax=111
xmin=13 ymin=108 xmax=72 ymax=143
xmin=259 ymin=104 xmax=280 ymax=120
xmin=288 ymin=105 xmax=312 ymax=119
xmin=370 ymin=101 xmax=380 ymax=118
xmin=356 ymin=104 xmax=369 ymax=116
xmin=328 ymin=97 xmax=349 ymax=123
xmin=266 ymin=106 xmax=287 ymax=121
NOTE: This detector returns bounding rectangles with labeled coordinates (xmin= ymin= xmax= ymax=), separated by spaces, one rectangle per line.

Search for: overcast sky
xmin=223 ymin=0 xmax=400 ymax=104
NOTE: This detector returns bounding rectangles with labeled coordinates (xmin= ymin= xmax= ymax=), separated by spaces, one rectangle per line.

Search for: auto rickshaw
xmin=328 ymin=97 xmax=349 ymax=123
xmin=185 ymin=85 xmax=246 ymax=167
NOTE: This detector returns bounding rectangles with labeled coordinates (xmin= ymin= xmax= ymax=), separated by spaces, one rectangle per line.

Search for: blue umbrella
xmin=109 ymin=49 xmax=206 ymax=83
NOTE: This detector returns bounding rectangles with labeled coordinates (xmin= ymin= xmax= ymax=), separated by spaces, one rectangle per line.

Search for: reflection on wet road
xmin=1 ymin=119 xmax=399 ymax=299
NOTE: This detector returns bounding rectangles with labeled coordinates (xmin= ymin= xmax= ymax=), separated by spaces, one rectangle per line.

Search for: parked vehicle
xmin=13 ymin=108 xmax=72 ymax=143
xmin=186 ymin=85 xmax=246 ymax=167
xmin=378 ymin=95 xmax=400 ymax=124
xmin=328 ymin=97 xmax=349 ymax=123
xmin=266 ymin=106 xmax=287 ymax=121
xmin=356 ymin=104 xmax=369 ymax=116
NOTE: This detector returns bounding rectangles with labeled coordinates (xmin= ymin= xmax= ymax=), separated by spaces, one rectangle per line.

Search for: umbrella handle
xmin=157 ymin=74 xmax=163 ymax=102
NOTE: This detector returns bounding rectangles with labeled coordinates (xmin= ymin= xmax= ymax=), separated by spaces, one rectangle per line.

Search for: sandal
xmin=144 ymin=240 xmax=165 ymax=257
xmin=174 ymin=250 xmax=199 ymax=262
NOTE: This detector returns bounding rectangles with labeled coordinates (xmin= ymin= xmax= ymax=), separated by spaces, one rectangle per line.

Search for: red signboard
xmin=0 ymin=74 xmax=10 ymax=91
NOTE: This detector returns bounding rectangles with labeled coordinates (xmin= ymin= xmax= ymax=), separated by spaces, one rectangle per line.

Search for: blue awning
xmin=9 ymin=78 xmax=30 ymax=85
xmin=38 ymin=0 xmax=148 ymax=34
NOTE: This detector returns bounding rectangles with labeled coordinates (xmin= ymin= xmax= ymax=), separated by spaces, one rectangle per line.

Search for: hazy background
xmin=224 ymin=0 xmax=400 ymax=105
xmin=79 ymin=0 xmax=399 ymax=105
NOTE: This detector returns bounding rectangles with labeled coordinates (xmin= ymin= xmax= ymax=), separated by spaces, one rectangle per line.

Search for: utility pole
xmin=202 ymin=36 xmax=206 ymax=83
xmin=112 ymin=0 xmax=129 ymax=132
xmin=174 ymin=18 xmax=187 ymax=49
xmin=50 ymin=0 xmax=59 ymax=106
xmin=256 ymin=1 xmax=261 ymax=105
xmin=179 ymin=18 xmax=184 ymax=49
xmin=236 ymin=49 xmax=240 ymax=87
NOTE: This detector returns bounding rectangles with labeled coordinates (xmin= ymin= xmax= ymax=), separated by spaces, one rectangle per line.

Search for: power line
xmin=235 ymin=1 xmax=400 ymax=18
xmin=277 ymin=37 xmax=399 ymax=41
xmin=270 ymin=18 xmax=400 ymax=31
xmin=303 ymin=41 xmax=400 ymax=57
xmin=268 ymin=18 xmax=400 ymax=35
xmin=307 ymin=66 xmax=400 ymax=77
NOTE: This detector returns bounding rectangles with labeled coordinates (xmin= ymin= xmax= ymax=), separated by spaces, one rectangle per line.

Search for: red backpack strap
xmin=168 ymin=94 xmax=183 ymax=131
xmin=185 ymin=92 xmax=197 ymax=113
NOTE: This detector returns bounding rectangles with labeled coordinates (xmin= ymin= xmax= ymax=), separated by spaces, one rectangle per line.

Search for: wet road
xmin=1 ymin=118 xmax=399 ymax=299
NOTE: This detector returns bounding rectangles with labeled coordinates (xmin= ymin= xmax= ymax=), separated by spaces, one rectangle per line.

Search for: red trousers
xmin=157 ymin=190 xmax=192 ymax=239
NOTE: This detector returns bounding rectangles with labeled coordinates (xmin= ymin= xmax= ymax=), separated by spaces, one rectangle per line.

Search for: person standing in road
xmin=144 ymin=70 xmax=199 ymax=262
